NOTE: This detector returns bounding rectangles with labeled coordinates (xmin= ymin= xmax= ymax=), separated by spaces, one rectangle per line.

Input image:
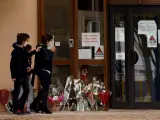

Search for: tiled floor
xmin=0 ymin=110 xmax=160 ymax=120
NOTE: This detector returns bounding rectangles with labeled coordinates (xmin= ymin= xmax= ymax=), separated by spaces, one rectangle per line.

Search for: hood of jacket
xmin=12 ymin=42 xmax=19 ymax=49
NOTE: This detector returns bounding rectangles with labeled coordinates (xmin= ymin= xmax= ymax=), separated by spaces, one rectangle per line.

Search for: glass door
xmin=133 ymin=7 xmax=160 ymax=108
xmin=109 ymin=6 xmax=160 ymax=109
xmin=109 ymin=7 xmax=131 ymax=109
xmin=41 ymin=0 xmax=74 ymax=99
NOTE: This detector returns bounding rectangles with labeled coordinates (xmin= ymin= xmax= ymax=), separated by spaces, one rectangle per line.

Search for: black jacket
xmin=10 ymin=43 xmax=36 ymax=78
xmin=34 ymin=44 xmax=54 ymax=73
xmin=31 ymin=44 xmax=54 ymax=86
xmin=12 ymin=43 xmax=36 ymax=63
xmin=10 ymin=46 xmax=30 ymax=79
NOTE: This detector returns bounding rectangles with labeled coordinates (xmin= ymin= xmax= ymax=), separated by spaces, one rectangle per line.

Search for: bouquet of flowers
xmin=48 ymin=85 xmax=64 ymax=111
xmin=0 ymin=89 xmax=9 ymax=105
xmin=48 ymin=77 xmax=65 ymax=111
xmin=0 ymin=89 xmax=9 ymax=111
xmin=73 ymin=80 xmax=89 ymax=111
xmin=74 ymin=78 xmax=111 ymax=111
xmin=48 ymin=76 xmax=111 ymax=111
xmin=98 ymin=91 xmax=111 ymax=106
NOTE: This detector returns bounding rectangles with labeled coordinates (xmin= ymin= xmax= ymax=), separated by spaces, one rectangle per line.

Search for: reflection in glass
xmin=84 ymin=18 xmax=100 ymax=32
xmin=78 ymin=0 xmax=104 ymax=59
xmin=44 ymin=0 xmax=71 ymax=59
xmin=133 ymin=13 xmax=158 ymax=102
xmin=51 ymin=65 xmax=70 ymax=87
xmin=114 ymin=14 xmax=126 ymax=102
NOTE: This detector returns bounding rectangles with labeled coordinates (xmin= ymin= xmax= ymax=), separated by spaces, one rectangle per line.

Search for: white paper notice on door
xmin=82 ymin=33 xmax=100 ymax=47
xmin=138 ymin=20 xmax=157 ymax=35
xmin=138 ymin=20 xmax=157 ymax=48
xmin=78 ymin=49 xmax=92 ymax=59
xmin=116 ymin=52 xmax=125 ymax=60
xmin=115 ymin=27 xmax=125 ymax=42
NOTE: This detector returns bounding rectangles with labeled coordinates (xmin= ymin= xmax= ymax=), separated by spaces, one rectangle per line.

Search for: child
xmin=6 ymin=44 xmax=37 ymax=113
xmin=23 ymin=44 xmax=34 ymax=113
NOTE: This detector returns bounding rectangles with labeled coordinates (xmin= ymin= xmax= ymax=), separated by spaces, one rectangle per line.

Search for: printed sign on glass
xmin=78 ymin=49 xmax=92 ymax=59
xmin=147 ymin=34 xmax=157 ymax=48
xmin=82 ymin=33 xmax=100 ymax=47
xmin=138 ymin=20 xmax=157 ymax=48
xmin=116 ymin=52 xmax=125 ymax=60
xmin=115 ymin=27 xmax=125 ymax=42
xmin=94 ymin=46 xmax=104 ymax=59
xmin=138 ymin=20 xmax=157 ymax=35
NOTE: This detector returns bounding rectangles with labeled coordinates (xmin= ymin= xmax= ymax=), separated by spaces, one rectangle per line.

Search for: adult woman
xmin=31 ymin=34 xmax=56 ymax=114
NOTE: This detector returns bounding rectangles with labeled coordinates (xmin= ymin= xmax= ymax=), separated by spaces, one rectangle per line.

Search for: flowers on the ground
xmin=49 ymin=77 xmax=111 ymax=111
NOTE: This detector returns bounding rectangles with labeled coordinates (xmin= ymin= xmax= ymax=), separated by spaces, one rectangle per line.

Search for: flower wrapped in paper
xmin=76 ymin=77 xmax=111 ymax=111
xmin=74 ymin=79 xmax=90 ymax=111
xmin=48 ymin=87 xmax=63 ymax=111
xmin=48 ymin=77 xmax=65 ymax=111
xmin=0 ymin=89 xmax=9 ymax=106
xmin=48 ymin=76 xmax=112 ymax=111
xmin=98 ymin=91 xmax=111 ymax=106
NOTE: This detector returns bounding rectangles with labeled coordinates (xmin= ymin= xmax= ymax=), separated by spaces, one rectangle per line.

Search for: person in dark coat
xmin=12 ymin=42 xmax=40 ymax=75
xmin=30 ymin=34 xmax=56 ymax=114
xmin=7 ymin=43 xmax=40 ymax=114
xmin=10 ymin=33 xmax=32 ymax=115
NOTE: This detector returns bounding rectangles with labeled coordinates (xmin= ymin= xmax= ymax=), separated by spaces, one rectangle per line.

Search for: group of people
xmin=8 ymin=33 xmax=56 ymax=115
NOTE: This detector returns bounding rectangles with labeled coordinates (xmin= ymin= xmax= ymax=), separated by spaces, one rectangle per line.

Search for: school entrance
xmin=109 ymin=6 xmax=160 ymax=109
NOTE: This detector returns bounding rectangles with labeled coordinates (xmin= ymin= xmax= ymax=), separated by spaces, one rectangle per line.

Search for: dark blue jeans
xmin=13 ymin=76 xmax=30 ymax=111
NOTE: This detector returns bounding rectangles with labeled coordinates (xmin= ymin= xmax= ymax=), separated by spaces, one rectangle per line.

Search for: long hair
xmin=41 ymin=34 xmax=53 ymax=45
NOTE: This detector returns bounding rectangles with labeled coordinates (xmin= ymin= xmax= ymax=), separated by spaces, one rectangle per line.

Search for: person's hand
xmin=36 ymin=46 xmax=42 ymax=52
xmin=12 ymin=78 xmax=16 ymax=81
xmin=51 ymin=46 xmax=56 ymax=52
xmin=27 ymin=68 xmax=32 ymax=73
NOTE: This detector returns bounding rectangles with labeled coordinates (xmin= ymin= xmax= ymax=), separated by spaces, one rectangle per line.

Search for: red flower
xmin=98 ymin=91 xmax=111 ymax=105
xmin=85 ymin=92 xmax=90 ymax=96
xmin=0 ymin=89 xmax=9 ymax=105
xmin=48 ymin=96 xmax=54 ymax=104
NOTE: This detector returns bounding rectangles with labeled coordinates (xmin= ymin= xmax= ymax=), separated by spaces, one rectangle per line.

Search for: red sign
xmin=149 ymin=36 xmax=156 ymax=42
xmin=95 ymin=47 xmax=103 ymax=55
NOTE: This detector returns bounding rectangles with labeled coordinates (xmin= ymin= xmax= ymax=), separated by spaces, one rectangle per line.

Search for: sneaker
xmin=5 ymin=103 xmax=13 ymax=113
xmin=9 ymin=102 xmax=13 ymax=109
xmin=13 ymin=110 xmax=24 ymax=115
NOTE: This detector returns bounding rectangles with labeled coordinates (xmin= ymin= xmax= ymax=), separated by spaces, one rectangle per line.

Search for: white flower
xmin=102 ymin=90 xmax=106 ymax=93
xmin=93 ymin=91 xmax=98 ymax=95
xmin=52 ymin=87 xmax=58 ymax=94
xmin=96 ymin=84 xmax=100 ymax=88
xmin=52 ymin=96 xmax=58 ymax=100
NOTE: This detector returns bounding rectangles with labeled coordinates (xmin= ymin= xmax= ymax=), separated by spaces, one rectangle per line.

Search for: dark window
xmin=94 ymin=0 xmax=103 ymax=11
xmin=78 ymin=0 xmax=92 ymax=10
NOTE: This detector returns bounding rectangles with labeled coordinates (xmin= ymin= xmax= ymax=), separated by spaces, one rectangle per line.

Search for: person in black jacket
xmin=12 ymin=42 xmax=40 ymax=75
xmin=30 ymin=34 xmax=56 ymax=114
xmin=8 ymin=43 xmax=41 ymax=114
xmin=10 ymin=33 xmax=32 ymax=115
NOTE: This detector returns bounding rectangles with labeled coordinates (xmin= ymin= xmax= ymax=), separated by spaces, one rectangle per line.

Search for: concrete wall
xmin=0 ymin=0 xmax=37 ymax=100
